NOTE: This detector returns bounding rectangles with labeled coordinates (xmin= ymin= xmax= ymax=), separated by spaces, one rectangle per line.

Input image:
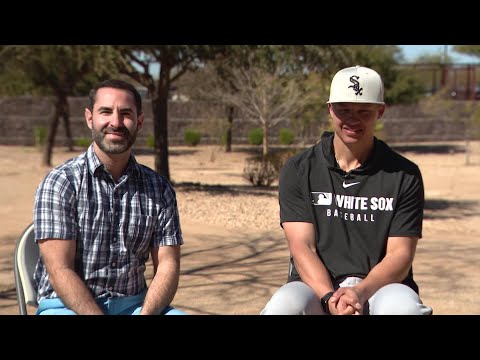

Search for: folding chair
xmin=288 ymin=256 xmax=294 ymax=277
xmin=13 ymin=223 xmax=39 ymax=315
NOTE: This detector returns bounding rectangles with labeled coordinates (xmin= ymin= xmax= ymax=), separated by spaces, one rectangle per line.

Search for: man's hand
xmin=330 ymin=287 xmax=363 ymax=315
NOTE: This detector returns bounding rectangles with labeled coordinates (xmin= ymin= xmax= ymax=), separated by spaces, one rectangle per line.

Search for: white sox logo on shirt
xmin=311 ymin=192 xmax=395 ymax=222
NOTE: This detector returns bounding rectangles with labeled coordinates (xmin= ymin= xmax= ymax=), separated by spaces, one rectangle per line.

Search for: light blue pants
xmin=260 ymin=277 xmax=433 ymax=315
xmin=37 ymin=288 xmax=187 ymax=315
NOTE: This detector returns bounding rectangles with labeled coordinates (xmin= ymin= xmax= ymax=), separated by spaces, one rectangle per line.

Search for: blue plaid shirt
xmin=33 ymin=144 xmax=183 ymax=302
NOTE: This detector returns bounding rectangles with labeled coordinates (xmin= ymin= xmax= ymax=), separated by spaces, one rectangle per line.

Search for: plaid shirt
xmin=33 ymin=144 xmax=183 ymax=302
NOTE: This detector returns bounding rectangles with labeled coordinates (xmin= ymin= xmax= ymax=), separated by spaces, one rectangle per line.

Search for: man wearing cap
xmin=261 ymin=66 xmax=433 ymax=315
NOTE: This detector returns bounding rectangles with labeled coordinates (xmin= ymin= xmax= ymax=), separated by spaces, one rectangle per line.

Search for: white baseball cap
xmin=327 ymin=65 xmax=385 ymax=104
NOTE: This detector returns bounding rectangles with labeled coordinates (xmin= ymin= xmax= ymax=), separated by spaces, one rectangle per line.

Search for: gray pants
xmin=260 ymin=277 xmax=433 ymax=315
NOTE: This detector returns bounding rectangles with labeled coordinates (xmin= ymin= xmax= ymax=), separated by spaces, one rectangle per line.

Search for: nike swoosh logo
xmin=342 ymin=181 xmax=361 ymax=188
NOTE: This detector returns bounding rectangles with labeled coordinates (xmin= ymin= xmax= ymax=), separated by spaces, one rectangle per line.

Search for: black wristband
xmin=320 ymin=291 xmax=334 ymax=315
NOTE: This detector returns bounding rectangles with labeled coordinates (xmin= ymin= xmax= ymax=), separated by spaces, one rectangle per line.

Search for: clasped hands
xmin=328 ymin=287 xmax=364 ymax=315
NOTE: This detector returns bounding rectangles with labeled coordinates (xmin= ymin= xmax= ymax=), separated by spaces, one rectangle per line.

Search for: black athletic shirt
xmin=279 ymin=132 xmax=424 ymax=293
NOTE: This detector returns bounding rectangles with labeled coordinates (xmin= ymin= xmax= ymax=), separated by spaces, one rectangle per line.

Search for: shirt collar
xmin=320 ymin=131 xmax=379 ymax=173
xmin=320 ymin=131 xmax=336 ymax=167
xmin=86 ymin=144 xmax=141 ymax=178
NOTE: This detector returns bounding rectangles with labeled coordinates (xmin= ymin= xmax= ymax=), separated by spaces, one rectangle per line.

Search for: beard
xmin=92 ymin=125 xmax=137 ymax=154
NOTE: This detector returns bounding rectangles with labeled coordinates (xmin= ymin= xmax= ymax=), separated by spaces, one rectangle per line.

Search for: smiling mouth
xmin=344 ymin=127 xmax=362 ymax=135
xmin=106 ymin=132 xmax=124 ymax=136
xmin=105 ymin=128 xmax=128 ymax=135
xmin=105 ymin=132 xmax=127 ymax=141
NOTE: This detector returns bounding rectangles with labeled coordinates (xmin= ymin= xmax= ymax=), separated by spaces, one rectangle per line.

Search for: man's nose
xmin=345 ymin=112 xmax=361 ymax=123
xmin=109 ymin=112 xmax=124 ymax=127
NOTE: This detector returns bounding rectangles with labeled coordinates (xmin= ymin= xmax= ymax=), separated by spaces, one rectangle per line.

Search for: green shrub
xmin=279 ymin=128 xmax=295 ymax=145
xmin=184 ymin=128 xmax=202 ymax=146
xmin=220 ymin=131 xmax=228 ymax=146
xmin=146 ymin=133 xmax=155 ymax=148
xmin=34 ymin=126 xmax=47 ymax=147
xmin=248 ymin=128 xmax=263 ymax=145
xmin=74 ymin=137 xmax=91 ymax=148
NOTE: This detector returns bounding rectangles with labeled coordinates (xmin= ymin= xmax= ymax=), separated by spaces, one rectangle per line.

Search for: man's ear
xmin=327 ymin=103 xmax=333 ymax=115
xmin=377 ymin=105 xmax=386 ymax=119
xmin=137 ymin=112 xmax=144 ymax=131
xmin=85 ymin=108 xmax=93 ymax=129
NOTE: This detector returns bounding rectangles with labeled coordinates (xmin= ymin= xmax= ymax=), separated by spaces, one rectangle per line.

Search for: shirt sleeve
xmin=389 ymin=166 xmax=424 ymax=239
xmin=279 ymin=158 xmax=313 ymax=226
xmin=34 ymin=169 xmax=77 ymax=242
xmin=154 ymin=180 xmax=183 ymax=247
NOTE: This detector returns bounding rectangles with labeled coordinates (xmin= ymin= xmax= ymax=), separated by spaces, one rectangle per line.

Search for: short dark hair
xmin=88 ymin=79 xmax=143 ymax=114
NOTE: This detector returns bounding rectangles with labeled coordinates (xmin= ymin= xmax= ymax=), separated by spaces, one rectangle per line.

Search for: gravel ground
xmin=1 ymin=143 xmax=480 ymax=315
xmin=176 ymin=186 xmax=280 ymax=231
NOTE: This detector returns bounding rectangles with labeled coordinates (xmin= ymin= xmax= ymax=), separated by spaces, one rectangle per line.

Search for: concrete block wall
xmin=0 ymin=96 xmax=471 ymax=147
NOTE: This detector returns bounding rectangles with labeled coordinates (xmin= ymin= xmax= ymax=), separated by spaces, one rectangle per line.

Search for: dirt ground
xmin=1 ymin=141 xmax=479 ymax=315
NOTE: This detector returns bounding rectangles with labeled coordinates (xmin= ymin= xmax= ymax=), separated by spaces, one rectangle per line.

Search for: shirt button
xmin=112 ymin=262 xmax=116 ymax=267
xmin=113 ymin=237 xmax=117 ymax=242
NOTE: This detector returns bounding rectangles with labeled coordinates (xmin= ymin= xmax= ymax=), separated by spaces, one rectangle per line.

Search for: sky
xmin=399 ymin=45 xmax=479 ymax=64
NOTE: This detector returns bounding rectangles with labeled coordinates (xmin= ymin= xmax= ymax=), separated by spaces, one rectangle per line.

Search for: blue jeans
xmin=37 ymin=288 xmax=187 ymax=315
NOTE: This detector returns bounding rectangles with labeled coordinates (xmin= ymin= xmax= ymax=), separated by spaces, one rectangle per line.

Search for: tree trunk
xmin=464 ymin=119 xmax=471 ymax=166
xmin=62 ymin=98 xmax=74 ymax=151
xmin=225 ymin=105 xmax=234 ymax=152
xmin=152 ymin=66 xmax=171 ymax=180
xmin=42 ymin=97 xmax=62 ymax=166
xmin=300 ymin=122 xmax=306 ymax=148
xmin=262 ymin=122 xmax=268 ymax=157
xmin=465 ymin=135 xmax=471 ymax=166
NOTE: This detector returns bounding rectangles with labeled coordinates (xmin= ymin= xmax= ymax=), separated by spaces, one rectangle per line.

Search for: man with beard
xmin=33 ymin=79 xmax=186 ymax=315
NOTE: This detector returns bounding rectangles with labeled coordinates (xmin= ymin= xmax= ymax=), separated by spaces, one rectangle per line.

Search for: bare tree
xmin=179 ymin=45 xmax=354 ymax=153
xmin=220 ymin=66 xmax=306 ymax=157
